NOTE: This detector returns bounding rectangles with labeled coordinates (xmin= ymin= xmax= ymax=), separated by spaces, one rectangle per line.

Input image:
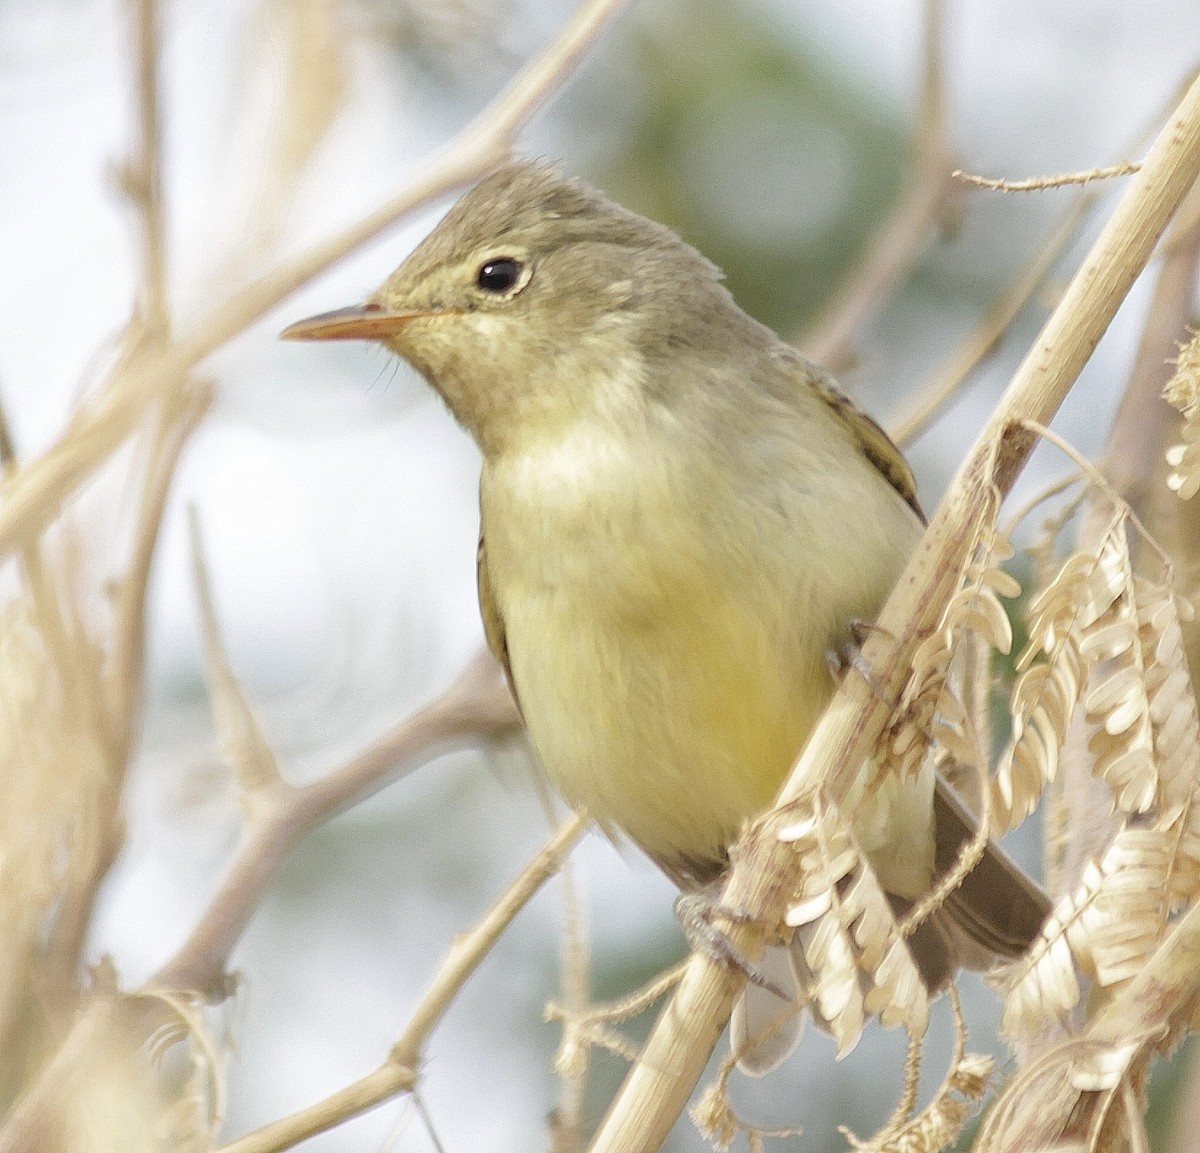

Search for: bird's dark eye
xmin=476 ymin=257 xmax=525 ymax=294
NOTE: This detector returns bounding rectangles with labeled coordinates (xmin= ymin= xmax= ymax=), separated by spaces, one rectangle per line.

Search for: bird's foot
xmin=674 ymin=890 xmax=790 ymax=999
xmin=827 ymin=619 xmax=900 ymax=710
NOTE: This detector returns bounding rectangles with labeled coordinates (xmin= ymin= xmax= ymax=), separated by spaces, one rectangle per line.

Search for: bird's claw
xmin=674 ymin=891 xmax=790 ymax=1000
xmin=827 ymin=619 xmax=899 ymax=710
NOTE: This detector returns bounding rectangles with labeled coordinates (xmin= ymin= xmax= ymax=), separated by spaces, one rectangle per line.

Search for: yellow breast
xmin=481 ymin=424 xmax=832 ymax=880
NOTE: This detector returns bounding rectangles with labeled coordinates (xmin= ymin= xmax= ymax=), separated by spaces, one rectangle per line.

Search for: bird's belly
xmin=504 ymin=576 xmax=824 ymax=881
xmin=480 ymin=426 xmax=926 ymax=885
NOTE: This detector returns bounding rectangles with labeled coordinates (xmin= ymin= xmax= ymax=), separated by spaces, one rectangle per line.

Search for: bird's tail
xmin=931 ymin=774 xmax=1051 ymax=964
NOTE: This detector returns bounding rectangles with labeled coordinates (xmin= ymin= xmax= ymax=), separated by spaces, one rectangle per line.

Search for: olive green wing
xmin=809 ymin=373 xmax=926 ymax=525
xmin=477 ymin=531 xmax=522 ymax=717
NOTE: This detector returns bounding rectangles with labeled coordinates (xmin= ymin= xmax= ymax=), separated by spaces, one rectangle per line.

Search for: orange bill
xmin=281 ymin=304 xmax=431 ymax=342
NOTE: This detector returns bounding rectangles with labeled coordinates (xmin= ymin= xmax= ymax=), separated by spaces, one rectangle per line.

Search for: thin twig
xmin=1017 ymin=420 xmax=1174 ymax=574
xmin=151 ymin=647 xmax=520 ymax=994
xmin=189 ymin=505 xmax=286 ymax=800
xmin=219 ymin=1067 xmax=418 ymax=1153
xmin=1100 ymin=176 xmax=1200 ymax=515
xmin=894 ymin=78 xmax=1197 ymax=448
xmin=413 ymin=1093 xmax=448 ymax=1153
xmin=953 ymin=162 xmax=1141 ymax=193
xmin=529 ymin=774 xmax=591 ymax=1153
xmin=0 ymin=0 xmax=630 ymax=570
xmin=800 ymin=0 xmax=956 ymax=372
xmin=106 ymin=383 xmax=215 ymax=757
xmin=214 ymin=814 xmax=587 ymax=1153
xmin=552 ymin=860 xmax=590 ymax=1153
xmin=128 ymin=0 xmax=168 ymax=332
xmin=586 ymin=68 xmax=1200 ymax=1153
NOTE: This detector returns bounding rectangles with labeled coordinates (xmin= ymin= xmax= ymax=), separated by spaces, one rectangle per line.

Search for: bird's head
xmin=283 ymin=160 xmax=732 ymax=456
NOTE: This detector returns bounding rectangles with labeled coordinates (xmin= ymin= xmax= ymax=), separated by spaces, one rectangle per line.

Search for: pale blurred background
xmin=1 ymin=0 xmax=1198 ymax=1148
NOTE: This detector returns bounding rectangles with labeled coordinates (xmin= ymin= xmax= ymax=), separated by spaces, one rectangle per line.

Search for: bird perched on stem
xmin=284 ymin=160 xmax=1048 ymax=1072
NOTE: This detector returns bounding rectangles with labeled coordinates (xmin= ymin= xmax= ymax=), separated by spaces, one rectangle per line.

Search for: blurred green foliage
xmin=560 ymin=0 xmax=907 ymax=334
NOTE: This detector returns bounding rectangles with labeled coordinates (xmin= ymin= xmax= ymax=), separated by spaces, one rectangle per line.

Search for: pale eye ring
xmin=476 ymin=257 xmax=525 ymax=294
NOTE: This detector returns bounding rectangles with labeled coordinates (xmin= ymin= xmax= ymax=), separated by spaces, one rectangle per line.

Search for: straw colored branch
xmin=0 ymin=649 xmax=522 ymax=1149
xmin=550 ymin=861 xmax=590 ymax=1153
xmin=1101 ymin=176 xmax=1200 ymax=515
xmin=0 ymin=0 xmax=181 ymax=1064
xmin=1099 ymin=176 xmax=1200 ymax=513
xmin=151 ymin=645 xmax=520 ymax=995
xmin=587 ymin=68 xmax=1200 ymax=1153
xmin=800 ymin=0 xmax=958 ymax=373
xmin=0 ymin=998 xmax=123 ymax=1153
xmin=214 ymin=814 xmax=587 ymax=1153
xmin=38 ymin=0 xmax=214 ymax=1028
xmin=123 ymin=0 xmax=168 ymax=332
xmin=189 ymin=507 xmax=287 ymax=803
xmin=526 ymin=770 xmax=593 ymax=1153
xmin=953 ymin=161 xmax=1142 ymax=193
xmin=0 ymin=0 xmax=629 ymax=569
xmin=106 ymin=383 xmax=215 ymax=758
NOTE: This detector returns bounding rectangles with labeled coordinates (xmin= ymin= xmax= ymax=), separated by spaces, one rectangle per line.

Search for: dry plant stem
xmin=555 ymin=870 xmax=590 ymax=1153
xmin=129 ymin=0 xmax=167 ymax=331
xmin=190 ymin=505 xmax=286 ymax=798
xmin=801 ymin=0 xmax=955 ymax=372
xmin=0 ymin=0 xmax=628 ymax=568
xmin=1101 ymin=178 xmax=1200 ymax=513
xmin=220 ymin=1067 xmax=417 ymax=1153
xmin=953 ymin=161 xmax=1142 ymax=193
xmin=102 ymin=0 xmax=181 ymax=751
xmin=107 ymin=386 xmax=214 ymax=756
xmin=587 ymin=69 xmax=1200 ymax=1153
xmin=40 ymin=0 xmax=208 ymax=1002
xmin=0 ymin=997 xmax=119 ymax=1153
xmin=30 ymin=0 xmax=178 ymax=1004
xmin=42 ymin=388 xmax=213 ymax=1009
xmin=216 ymin=814 xmax=587 ymax=1153
xmin=152 ymin=647 xmax=520 ymax=994
xmin=527 ymin=775 xmax=591 ymax=1152
xmin=976 ymin=896 xmax=1200 ymax=1152
xmin=1046 ymin=179 xmax=1200 ymax=908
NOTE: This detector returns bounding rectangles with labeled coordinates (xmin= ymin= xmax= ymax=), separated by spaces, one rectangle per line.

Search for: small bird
xmin=283 ymin=160 xmax=1048 ymax=1070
